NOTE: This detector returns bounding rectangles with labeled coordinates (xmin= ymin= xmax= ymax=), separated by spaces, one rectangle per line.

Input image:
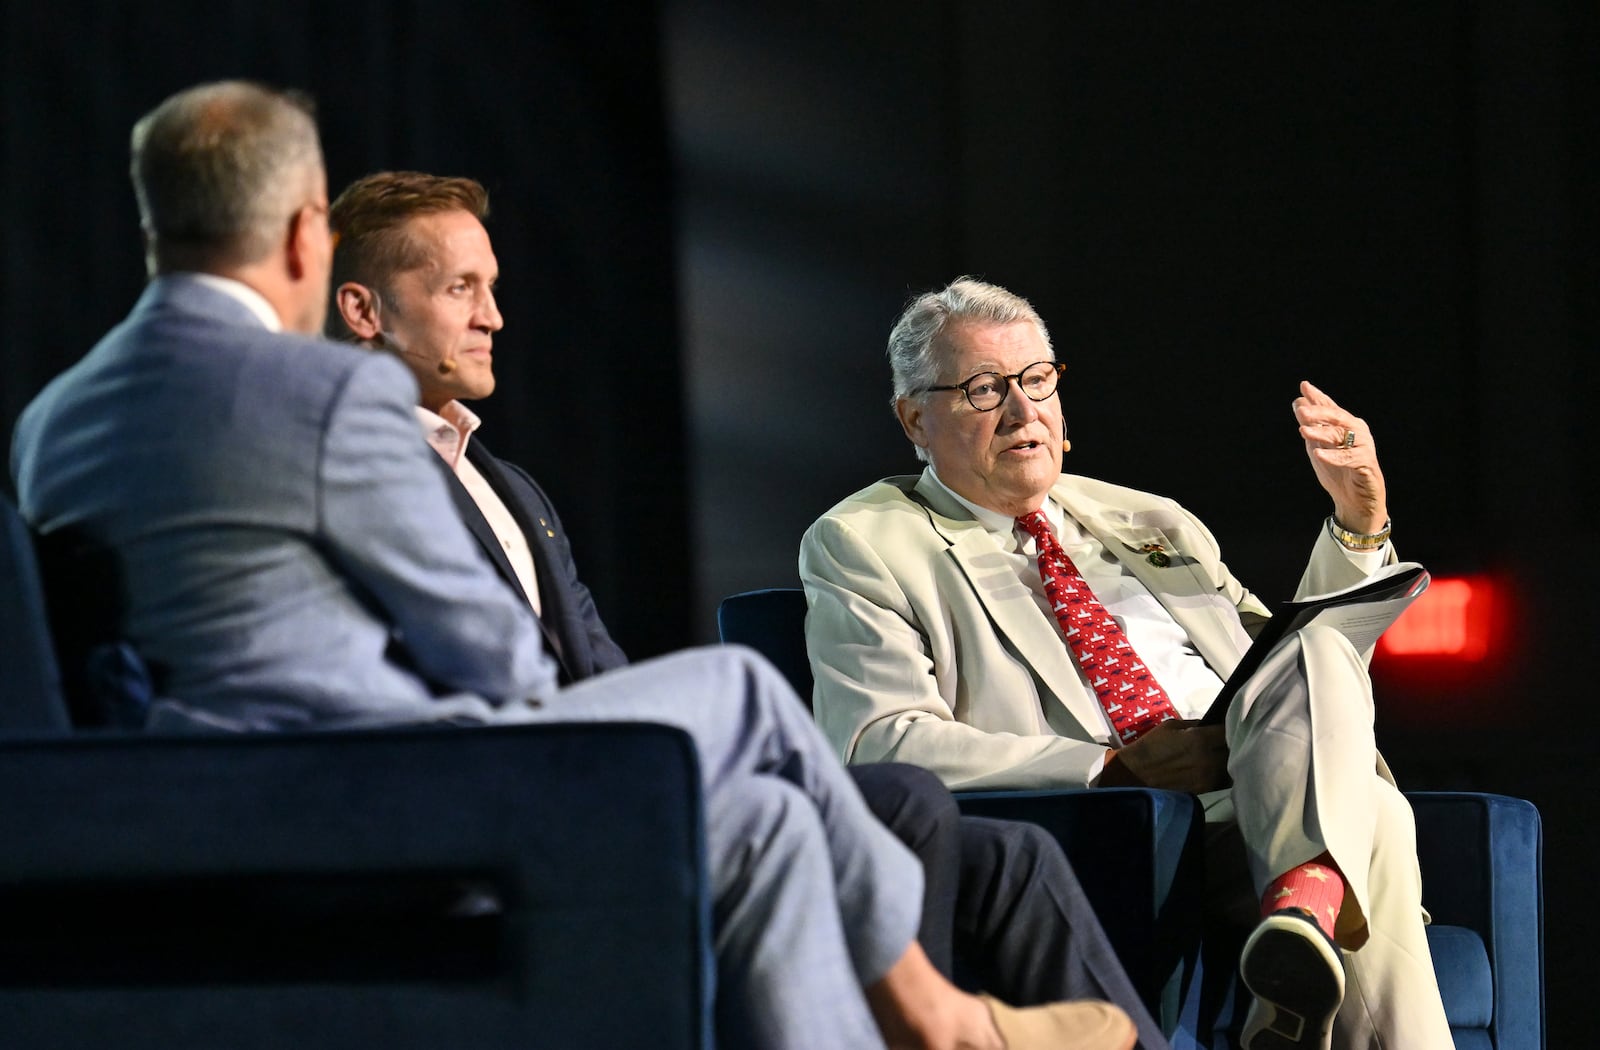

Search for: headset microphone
xmin=387 ymin=340 xmax=457 ymax=376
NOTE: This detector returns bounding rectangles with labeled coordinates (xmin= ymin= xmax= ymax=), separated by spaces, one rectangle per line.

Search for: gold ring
xmin=1341 ymin=429 xmax=1356 ymax=449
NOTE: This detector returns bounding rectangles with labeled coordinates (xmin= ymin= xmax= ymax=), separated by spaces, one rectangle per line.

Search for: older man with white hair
xmin=802 ymin=277 xmax=1452 ymax=1050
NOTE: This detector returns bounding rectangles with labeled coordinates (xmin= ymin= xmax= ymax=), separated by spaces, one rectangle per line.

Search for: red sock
xmin=1261 ymin=851 xmax=1344 ymax=940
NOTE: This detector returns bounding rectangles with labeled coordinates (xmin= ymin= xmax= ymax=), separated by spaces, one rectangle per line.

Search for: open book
xmin=1200 ymin=561 xmax=1431 ymax=725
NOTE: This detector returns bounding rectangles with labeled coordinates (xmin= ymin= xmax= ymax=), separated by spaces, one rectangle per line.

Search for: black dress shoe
xmin=1239 ymin=908 xmax=1344 ymax=1049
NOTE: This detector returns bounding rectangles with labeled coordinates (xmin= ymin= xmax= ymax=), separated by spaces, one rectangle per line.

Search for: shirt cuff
xmin=1340 ymin=541 xmax=1391 ymax=575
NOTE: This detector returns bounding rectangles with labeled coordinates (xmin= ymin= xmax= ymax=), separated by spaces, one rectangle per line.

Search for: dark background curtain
xmin=1 ymin=0 xmax=691 ymax=655
xmin=4 ymin=2 xmax=1595 ymax=1043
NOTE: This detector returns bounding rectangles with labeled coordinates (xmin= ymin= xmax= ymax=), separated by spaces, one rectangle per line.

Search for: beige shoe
xmin=979 ymin=995 xmax=1137 ymax=1050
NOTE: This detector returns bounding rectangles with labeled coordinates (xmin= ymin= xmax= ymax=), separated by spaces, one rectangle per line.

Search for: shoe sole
xmin=1239 ymin=912 xmax=1345 ymax=1049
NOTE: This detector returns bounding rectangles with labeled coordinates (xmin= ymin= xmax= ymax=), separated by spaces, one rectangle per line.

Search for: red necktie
xmin=1015 ymin=510 xmax=1179 ymax=744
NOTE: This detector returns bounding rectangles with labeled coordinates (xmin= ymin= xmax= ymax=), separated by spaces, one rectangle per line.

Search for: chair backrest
xmin=0 ymin=495 xmax=70 ymax=732
xmin=1 ymin=496 xmax=151 ymax=730
xmin=31 ymin=521 xmax=155 ymax=728
xmin=716 ymin=588 xmax=813 ymax=702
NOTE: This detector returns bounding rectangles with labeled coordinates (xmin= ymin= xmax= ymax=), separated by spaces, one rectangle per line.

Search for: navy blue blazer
xmin=435 ymin=437 xmax=628 ymax=685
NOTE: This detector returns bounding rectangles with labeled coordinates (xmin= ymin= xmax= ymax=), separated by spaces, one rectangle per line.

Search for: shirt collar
xmin=185 ymin=273 xmax=283 ymax=332
xmin=926 ymin=466 xmax=1065 ymax=541
xmin=414 ymin=400 xmax=482 ymax=470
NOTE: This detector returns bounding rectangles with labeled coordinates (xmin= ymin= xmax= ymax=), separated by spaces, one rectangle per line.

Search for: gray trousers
xmin=1221 ymin=623 xmax=1452 ymax=1050
xmin=509 ymin=645 xmax=922 ymax=1049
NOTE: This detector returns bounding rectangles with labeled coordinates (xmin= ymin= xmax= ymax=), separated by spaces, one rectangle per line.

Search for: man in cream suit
xmin=800 ymin=278 xmax=1452 ymax=1049
xmin=10 ymin=86 xmax=1132 ymax=1050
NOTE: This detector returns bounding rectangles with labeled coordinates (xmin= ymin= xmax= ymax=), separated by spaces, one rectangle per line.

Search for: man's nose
xmin=476 ymin=290 xmax=503 ymax=332
xmin=1000 ymin=378 xmax=1040 ymax=423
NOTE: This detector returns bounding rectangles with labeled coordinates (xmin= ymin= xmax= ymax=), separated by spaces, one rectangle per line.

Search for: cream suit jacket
xmin=799 ymin=469 xmax=1383 ymax=791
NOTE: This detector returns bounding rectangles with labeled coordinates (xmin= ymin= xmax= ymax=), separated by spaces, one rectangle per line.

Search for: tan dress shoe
xmin=979 ymin=995 xmax=1137 ymax=1050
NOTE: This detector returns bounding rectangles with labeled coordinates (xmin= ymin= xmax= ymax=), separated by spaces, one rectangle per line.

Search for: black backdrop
xmin=6 ymin=2 xmax=1598 ymax=1044
xmin=1 ymin=0 xmax=690 ymax=657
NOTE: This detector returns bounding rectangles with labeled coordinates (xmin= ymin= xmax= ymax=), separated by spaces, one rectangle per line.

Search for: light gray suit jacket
xmin=799 ymin=469 xmax=1380 ymax=790
xmin=11 ymin=276 xmax=555 ymax=731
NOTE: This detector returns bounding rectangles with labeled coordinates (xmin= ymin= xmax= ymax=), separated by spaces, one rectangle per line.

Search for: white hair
xmin=886 ymin=277 xmax=1054 ymax=461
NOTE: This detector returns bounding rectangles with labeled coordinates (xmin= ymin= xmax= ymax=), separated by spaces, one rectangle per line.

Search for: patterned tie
xmin=1015 ymin=510 xmax=1179 ymax=744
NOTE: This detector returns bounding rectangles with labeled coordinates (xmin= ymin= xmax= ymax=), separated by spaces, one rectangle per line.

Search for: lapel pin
xmin=1141 ymin=543 xmax=1170 ymax=568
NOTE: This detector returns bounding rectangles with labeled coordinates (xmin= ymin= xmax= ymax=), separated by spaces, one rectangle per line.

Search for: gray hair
xmin=887 ymin=277 xmax=1054 ymax=461
xmin=130 ymin=80 xmax=323 ymax=276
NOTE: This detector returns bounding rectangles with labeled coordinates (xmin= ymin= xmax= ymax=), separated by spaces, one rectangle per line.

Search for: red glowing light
xmin=1377 ymin=576 xmax=1496 ymax=660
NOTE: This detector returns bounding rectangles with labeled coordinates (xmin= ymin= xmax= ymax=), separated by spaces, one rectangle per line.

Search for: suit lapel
xmin=1051 ymin=479 xmax=1252 ymax=676
xmin=461 ymin=442 xmax=583 ymax=679
xmin=430 ymin=452 xmax=532 ymax=607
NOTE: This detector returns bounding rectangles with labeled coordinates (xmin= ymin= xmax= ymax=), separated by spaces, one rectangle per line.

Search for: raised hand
xmin=1292 ymin=380 xmax=1388 ymax=535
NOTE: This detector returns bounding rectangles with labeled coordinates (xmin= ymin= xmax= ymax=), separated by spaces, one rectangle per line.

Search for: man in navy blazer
xmin=9 ymin=83 xmax=1132 ymax=1050
xmin=323 ymin=170 xmax=1168 ymax=1049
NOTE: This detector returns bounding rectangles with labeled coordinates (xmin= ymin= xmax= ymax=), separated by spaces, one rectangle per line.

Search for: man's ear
xmin=335 ymin=282 xmax=383 ymax=342
xmin=283 ymin=202 xmax=321 ymax=282
xmin=895 ymin=396 xmax=928 ymax=452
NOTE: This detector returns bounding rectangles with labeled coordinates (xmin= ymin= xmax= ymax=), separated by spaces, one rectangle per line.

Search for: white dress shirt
xmin=188 ymin=273 xmax=282 ymax=331
xmin=415 ymin=401 xmax=542 ymax=615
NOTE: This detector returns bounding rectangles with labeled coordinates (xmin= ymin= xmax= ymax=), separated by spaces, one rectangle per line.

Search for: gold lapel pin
xmin=1140 ymin=543 xmax=1170 ymax=568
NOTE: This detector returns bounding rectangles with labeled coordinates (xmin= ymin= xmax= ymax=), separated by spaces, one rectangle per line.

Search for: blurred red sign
xmin=1377 ymin=577 xmax=1494 ymax=660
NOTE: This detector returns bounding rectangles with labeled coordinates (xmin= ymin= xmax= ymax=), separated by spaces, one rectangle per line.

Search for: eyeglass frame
xmin=917 ymin=361 xmax=1067 ymax=412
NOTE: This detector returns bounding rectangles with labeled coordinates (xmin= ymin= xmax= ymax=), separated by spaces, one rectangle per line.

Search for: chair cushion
xmin=1447 ymin=1030 xmax=1494 ymax=1050
xmin=1428 ymin=924 xmax=1492 ymax=1028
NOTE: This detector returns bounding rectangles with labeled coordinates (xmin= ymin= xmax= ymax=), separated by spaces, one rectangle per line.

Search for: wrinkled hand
xmin=1098 ymin=719 xmax=1229 ymax=794
xmin=1293 ymin=380 xmax=1388 ymax=535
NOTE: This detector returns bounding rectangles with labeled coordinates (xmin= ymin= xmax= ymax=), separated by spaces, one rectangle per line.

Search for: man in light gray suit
xmin=9 ymin=84 xmax=1131 ymax=1050
xmin=800 ymin=278 xmax=1453 ymax=1049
